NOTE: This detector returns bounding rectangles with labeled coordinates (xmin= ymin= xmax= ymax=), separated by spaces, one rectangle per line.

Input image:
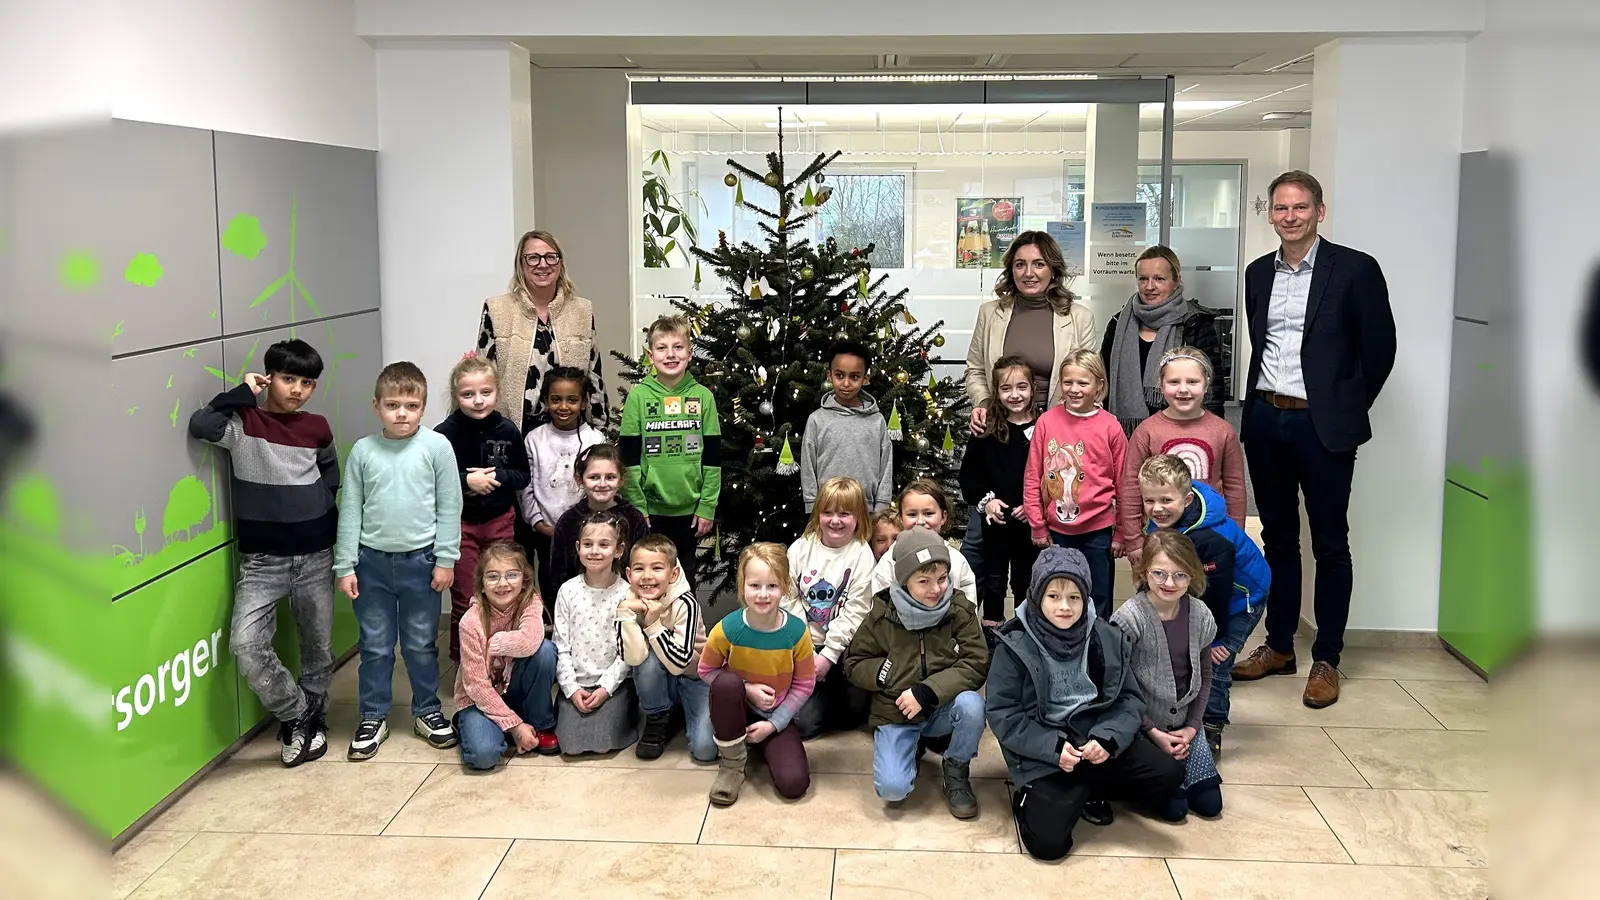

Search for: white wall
xmin=2 ymin=0 xmax=378 ymax=149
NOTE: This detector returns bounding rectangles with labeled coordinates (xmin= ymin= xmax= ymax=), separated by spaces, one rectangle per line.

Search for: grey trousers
xmin=231 ymin=548 xmax=336 ymax=722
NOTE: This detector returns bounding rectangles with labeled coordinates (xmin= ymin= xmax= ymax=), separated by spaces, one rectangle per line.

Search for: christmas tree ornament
xmin=887 ymin=402 xmax=903 ymax=440
xmin=942 ymin=425 xmax=954 ymax=453
xmin=928 ymin=371 xmax=937 ymax=389
xmin=736 ymin=324 xmax=754 ymax=341
xmin=735 ymin=180 xmax=744 ymax=205
xmin=743 ymin=275 xmax=774 ymax=300
xmin=800 ymin=266 xmax=814 ymax=280
xmin=758 ymin=400 xmax=774 ymax=417
xmin=693 ymin=260 xmax=703 ymax=289
xmin=724 ymin=173 xmax=738 ymax=187
xmin=756 ymin=365 xmax=768 ymax=385
xmin=816 ymin=186 xmax=832 ymax=205
xmin=894 ymin=370 xmax=909 ymax=384
xmin=775 ymin=436 xmax=799 ymax=475
xmin=902 ymin=308 xmax=919 ymax=324
xmin=714 ymin=525 xmax=721 ymax=561
xmin=931 ymin=333 xmax=946 ymax=347
xmin=801 ymin=182 xmax=817 ymax=208
xmin=768 ymin=317 xmax=781 ymax=340
xmin=914 ymin=433 xmax=930 ymax=451
xmin=764 ymin=172 xmax=780 ymax=187
xmin=857 ymin=271 xmax=869 ymax=299
xmin=816 ymin=172 xmax=825 ymax=184
xmin=778 ymin=216 xmax=787 ymax=229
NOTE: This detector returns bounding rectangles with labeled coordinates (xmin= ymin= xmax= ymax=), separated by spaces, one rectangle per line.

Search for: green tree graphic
xmin=222 ymin=214 xmax=267 ymax=259
xmin=59 ymin=250 xmax=99 ymax=289
xmin=124 ymin=252 xmax=164 ymax=287
xmin=162 ymin=476 xmax=210 ymax=542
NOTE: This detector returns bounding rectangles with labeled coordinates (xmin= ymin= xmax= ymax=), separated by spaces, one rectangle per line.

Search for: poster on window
xmin=955 ymin=198 xmax=1022 ymax=268
xmin=1089 ymin=202 xmax=1147 ymax=276
xmin=1045 ymin=221 xmax=1087 ymax=281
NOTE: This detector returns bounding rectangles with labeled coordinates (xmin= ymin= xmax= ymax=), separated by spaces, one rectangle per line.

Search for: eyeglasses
xmin=1147 ymin=569 xmax=1191 ymax=585
xmin=483 ymin=571 xmax=524 ymax=585
xmin=522 ymin=253 xmax=562 ymax=268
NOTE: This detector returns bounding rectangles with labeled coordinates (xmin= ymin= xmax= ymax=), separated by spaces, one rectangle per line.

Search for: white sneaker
xmin=414 ymin=711 xmax=458 ymax=749
xmin=347 ymin=718 xmax=388 ymax=761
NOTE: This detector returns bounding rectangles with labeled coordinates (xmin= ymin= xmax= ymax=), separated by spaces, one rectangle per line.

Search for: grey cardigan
xmin=1111 ymin=592 xmax=1217 ymax=732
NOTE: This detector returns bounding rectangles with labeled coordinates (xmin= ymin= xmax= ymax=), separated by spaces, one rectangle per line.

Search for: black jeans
xmin=979 ymin=517 xmax=1040 ymax=622
xmin=1242 ymin=400 xmax=1358 ymax=666
xmin=650 ymin=514 xmax=699 ymax=593
xmin=1012 ymin=734 xmax=1185 ymax=861
xmin=792 ymin=663 xmax=871 ymax=739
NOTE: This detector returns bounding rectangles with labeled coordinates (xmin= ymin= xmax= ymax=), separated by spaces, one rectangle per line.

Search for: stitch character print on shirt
xmin=1042 ymin=438 xmax=1086 ymax=525
xmin=1159 ymin=437 xmax=1214 ymax=484
xmin=799 ymin=567 xmax=854 ymax=627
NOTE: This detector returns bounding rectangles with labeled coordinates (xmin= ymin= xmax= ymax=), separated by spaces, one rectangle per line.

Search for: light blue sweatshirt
xmin=333 ymin=426 xmax=464 ymax=576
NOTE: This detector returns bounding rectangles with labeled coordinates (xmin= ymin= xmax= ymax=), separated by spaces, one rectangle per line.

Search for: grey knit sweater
xmin=1111 ymin=592 xmax=1217 ymax=732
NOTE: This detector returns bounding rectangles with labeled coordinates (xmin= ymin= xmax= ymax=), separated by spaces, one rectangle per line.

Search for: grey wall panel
xmin=1451 ymin=150 xmax=1510 ymax=324
xmin=214 ymin=134 xmax=380 ymax=333
xmin=220 ymin=311 xmax=385 ymax=467
xmin=1443 ymin=318 xmax=1494 ymax=498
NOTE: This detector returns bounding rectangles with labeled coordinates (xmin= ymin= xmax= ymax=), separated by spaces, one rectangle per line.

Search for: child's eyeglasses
xmin=483 ymin=571 xmax=524 ymax=585
xmin=1147 ymin=569 xmax=1191 ymax=585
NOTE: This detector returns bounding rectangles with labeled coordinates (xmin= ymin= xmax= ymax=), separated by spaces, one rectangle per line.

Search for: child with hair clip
xmin=960 ymin=355 xmax=1041 ymax=639
xmin=454 ymin=541 xmax=560 ymax=768
xmin=784 ymin=476 xmax=877 ymax=739
xmin=520 ymin=365 xmax=604 ymax=610
xmin=1112 ymin=529 xmax=1223 ymax=821
xmin=547 ymin=444 xmax=650 ymax=593
xmin=551 ymin=509 xmax=637 ymax=757
xmin=1024 ymin=349 xmax=1127 ymax=619
xmin=616 ymin=535 xmax=711 ymax=762
xmin=1117 ymin=346 xmax=1246 ymax=568
xmin=435 ymin=352 xmax=532 ymax=663
xmin=868 ymin=480 xmax=978 ymax=603
xmin=700 ymin=543 xmax=816 ymax=806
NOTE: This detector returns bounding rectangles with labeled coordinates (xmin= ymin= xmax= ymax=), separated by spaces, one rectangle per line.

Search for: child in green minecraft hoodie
xmin=619 ymin=314 xmax=722 ymax=590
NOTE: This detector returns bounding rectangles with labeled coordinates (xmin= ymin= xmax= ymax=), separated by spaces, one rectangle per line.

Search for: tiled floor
xmin=107 ymin=567 xmax=1490 ymax=898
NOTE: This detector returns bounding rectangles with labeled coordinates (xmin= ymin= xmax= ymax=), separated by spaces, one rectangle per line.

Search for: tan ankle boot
xmin=710 ymin=738 xmax=747 ymax=807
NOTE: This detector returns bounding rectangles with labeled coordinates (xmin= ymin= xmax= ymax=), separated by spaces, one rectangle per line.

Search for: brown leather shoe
xmin=1303 ymin=662 xmax=1340 ymax=708
xmin=1232 ymin=645 xmax=1296 ymax=681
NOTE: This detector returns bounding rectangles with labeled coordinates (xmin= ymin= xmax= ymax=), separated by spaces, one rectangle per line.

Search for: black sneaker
xmin=636 ymin=711 xmax=671 ymax=760
xmin=1204 ymin=723 xmax=1224 ymax=760
xmin=1081 ymin=798 xmax=1114 ymax=826
xmin=278 ymin=719 xmax=308 ymax=767
xmin=415 ymin=711 xmax=458 ymax=749
xmin=348 ymin=718 xmax=388 ymax=761
xmin=304 ymin=703 xmax=329 ymax=764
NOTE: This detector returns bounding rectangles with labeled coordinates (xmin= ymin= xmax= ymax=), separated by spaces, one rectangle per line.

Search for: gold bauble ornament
xmin=932 ymin=334 xmax=946 ymax=347
xmin=724 ymin=173 xmax=738 ymax=187
xmin=894 ymin=371 xmax=909 ymax=384
xmin=736 ymin=325 xmax=753 ymax=341
xmin=800 ymin=266 xmax=815 ymax=280
xmin=764 ymin=172 xmax=781 ymax=187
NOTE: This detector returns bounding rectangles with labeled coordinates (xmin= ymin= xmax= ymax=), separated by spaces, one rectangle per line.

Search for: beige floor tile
xmin=1218 ymin=725 xmax=1367 ymax=787
xmin=234 ymin=701 xmax=463 ymax=766
xmin=1166 ymin=859 xmax=1490 ymax=900
xmin=1305 ymin=787 xmax=1488 ymax=867
xmin=126 ymin=832 xmax=508 ymax=900
xmin=328 ymin=656 xmax=456 ymax=707
xmin=113 ymin=831 xmax=195 ymax=899
xmin=1239 ymin=632 xmax=1318 ymax=666
xmin=1336 ymin=646 xmax=1483 ymax=682
xmin=1229 ymin=676 xmax=1440 ymax=729
xmin=1398 ymin=680 xmax=1487 ymax=730
xmin=803 ymin=728 xmax=1011 ymax=781
xmin=700 ymin=773 xmax=1018 ymax=853
xmin=0 ymin=774 xmax=108 ymax=900
xmin=1074 ymin=784 xmax=1350 ymax=864
xmin=383 ymin=765 xmax=713 ymax=842
xmin=148 ymin=760 xmax=436 ymax=835
xmin=482 ymin=839 xmax=834 ymax=900
xmin=834 ymin=849 xmax=1179 ymax=898
xmin=505 ymin=730 xmax=709 ymax=771
xmin=1325 ymin=728 xmax=1486 ymax=791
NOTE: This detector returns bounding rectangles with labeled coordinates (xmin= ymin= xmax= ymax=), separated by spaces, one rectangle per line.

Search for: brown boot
xmin=1232 ymin=645 xmax=1296 ymax=681
xmin=1302 ymin=662 xmax=1340 ymax=708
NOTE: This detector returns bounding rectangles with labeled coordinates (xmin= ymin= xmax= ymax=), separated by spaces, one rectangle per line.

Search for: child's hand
xmin=813 ymin=655 xmax=833 ymax=681
xmin=745 ymin=720 xmax=776 ymax=744
xmin=1079 ymin=739 xmax=1109 ymax=764
xmin=1110 ymin=541 xmax=1124 ymax=559
xmin=1032 ymin=534 xmax=1050 ymax=548
xmin=1148 ymin=728 xmax=1187 ymax=760
xmin=745 ymin=683 xmax=777 ymax=711
xmin=465 ymin=468 xmax=499 ymax=494
xmin=694 ymin=515 xmax=714 ymax=537
xmin=1210 ymin=645 xmax=1231 ymax=665
xmin=894 ymin=689 xmax=923 ymax=719
xmin=969 ymin=406 xmax=988 ymax=435
xmin=244 ymin=372 xmax=270 ymax=395
xmin=337 ymin=574 xmax=359 ymax=599
xmin=1172 ymin=726 xmax=1197 ymax=749
xmin=1125 ymin=544 xmax=1144 ymax=569
xmin=641 ymin=597 xmax=667 ymax=626
xmin=618 ymin=596 xmax=647 ymax=618
xmin=572 ymin=688 xmax=593 ymax=712
xmin=984 ymin=498 xmax=1008 ymax=524
xmin=1058 ymin=742 xmax=1082 ymax=771
xmin=588 ymin=687 xmax=610 ymax=709
xmin=431 ymin=566 xmax=454 ymax=592
xmin=534 ymin=520 xmax=555 ymax=538
xmin=1009 ymin=504 xmax=1028 ymax=521
xmin=509 ymin=723 xmax=538 ymax=754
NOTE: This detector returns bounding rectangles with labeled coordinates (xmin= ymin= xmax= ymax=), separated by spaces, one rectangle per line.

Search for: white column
xmin=1082 ymin=103 xmax=1140 ymax=328
xmin=374 ymin=41 xmax=534 ymax=422
xmin=1307 ymin=36 xmax=1467 ymax=635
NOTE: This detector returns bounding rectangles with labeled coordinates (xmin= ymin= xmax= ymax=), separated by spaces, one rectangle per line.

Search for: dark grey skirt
xmin=555 ymin=679 xmax=639 ymax=755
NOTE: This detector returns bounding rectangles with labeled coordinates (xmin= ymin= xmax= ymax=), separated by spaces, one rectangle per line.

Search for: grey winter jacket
xmin=800 ymin=391 xmax=894 ymax=511
xmin=985 ymin=615 xmax=1148 ymax=788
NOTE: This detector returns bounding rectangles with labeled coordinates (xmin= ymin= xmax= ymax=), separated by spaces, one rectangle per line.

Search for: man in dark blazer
xmin=1230 ymin=171 xmax=1397 ymax=709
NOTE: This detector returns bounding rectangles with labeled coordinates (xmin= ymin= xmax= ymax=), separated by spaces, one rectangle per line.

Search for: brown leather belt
xmin=1256 ymin=389 xmax=1309 ymax=410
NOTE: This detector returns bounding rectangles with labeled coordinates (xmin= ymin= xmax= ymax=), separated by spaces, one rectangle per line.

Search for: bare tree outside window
xmin=817 ymin=174 xmax=906 ymax=267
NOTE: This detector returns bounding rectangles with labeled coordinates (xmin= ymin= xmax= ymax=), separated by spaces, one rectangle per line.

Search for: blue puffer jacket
xmin=1146 ymin=481 xmax=1270 ymax=629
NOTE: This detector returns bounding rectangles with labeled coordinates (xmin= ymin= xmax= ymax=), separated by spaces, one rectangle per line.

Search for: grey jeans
xmin=231 ymin=548 xmax=336 ymax=722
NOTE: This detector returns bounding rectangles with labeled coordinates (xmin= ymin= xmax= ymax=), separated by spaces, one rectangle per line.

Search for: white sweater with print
xmin=552 ymin=574 xmax=631 ymax=697
xmin=783 ymin=536 xmax=877 ymax=665
xmin=520 ymin=422 xmax=605 ymax=526
xmin=868 ymin=531 xmax=978 ymax=605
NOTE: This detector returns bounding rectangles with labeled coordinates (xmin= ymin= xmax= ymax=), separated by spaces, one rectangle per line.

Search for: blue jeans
xmin=873 ymin=690 xmax=986 ymax=801
xmin=1049 ymin=527 xmax=1114 ymax=619
xmin=959 ymin=507 xmax=985 ymax=587
xmin=1205 ymin=595 xmax=1269 ymax=727
xmin=632 ymin=654 xmax=715 ymax=762
xmin=456 ymin=643 xmax=559 ymax=770
xmin=352 ymin=546 xmax=444 ymax=721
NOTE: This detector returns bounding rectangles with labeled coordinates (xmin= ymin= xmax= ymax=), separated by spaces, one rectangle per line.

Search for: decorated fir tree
xmin=613 ymin=128 xmax=968 ymax=593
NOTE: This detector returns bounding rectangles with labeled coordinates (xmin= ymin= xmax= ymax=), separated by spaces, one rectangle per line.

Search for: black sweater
xmin=959 ymin=419 xmax=1033 ymax=510
xmin=433 ymin=410 xmax=531 ymax=524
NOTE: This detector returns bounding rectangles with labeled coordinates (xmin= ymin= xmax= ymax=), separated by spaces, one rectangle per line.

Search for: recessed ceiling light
xmin=1259 ymin=112 xmax=1301 ymax=121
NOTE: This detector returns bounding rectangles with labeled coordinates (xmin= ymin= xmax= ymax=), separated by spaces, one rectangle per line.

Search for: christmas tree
xmin=613 ymin=122 xmax=969 ymax=593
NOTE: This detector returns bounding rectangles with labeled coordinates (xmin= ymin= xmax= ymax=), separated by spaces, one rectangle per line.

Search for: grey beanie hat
xmin=892 ymin=528 xmax=952 ymax=585
xmin=1028 ymin=545 xmax=1092 ymax=603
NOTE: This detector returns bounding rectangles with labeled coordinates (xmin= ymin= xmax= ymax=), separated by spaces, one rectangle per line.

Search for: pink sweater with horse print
xmin=1023 ymin=406 xmax=1127 ymax=542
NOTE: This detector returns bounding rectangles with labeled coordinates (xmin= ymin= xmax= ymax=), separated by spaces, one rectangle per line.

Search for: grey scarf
xmin=889 ymin=581 xmax=953 ymax=631
xmin=1107 ymin=285 xmax=1190 ymax=430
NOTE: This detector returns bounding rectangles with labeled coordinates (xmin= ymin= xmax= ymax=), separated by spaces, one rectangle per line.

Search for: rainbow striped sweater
xmin=698 ymin=609 xmax=816 ymax=732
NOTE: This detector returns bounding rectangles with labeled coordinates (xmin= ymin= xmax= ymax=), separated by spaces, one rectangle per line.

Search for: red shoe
xmin=536 ymin=730 xmax=561 ymax=756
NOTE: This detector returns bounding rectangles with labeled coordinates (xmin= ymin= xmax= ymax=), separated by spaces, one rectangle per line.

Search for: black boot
xmin=636 ymin=711 xmax=671 ymax=760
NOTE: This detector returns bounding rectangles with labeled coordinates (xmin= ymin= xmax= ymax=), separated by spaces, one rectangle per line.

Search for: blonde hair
xmin=1135 ymin=245 xmax=1183 ymax=286
xmin=1158 ymin=345 xmax=1213 ymax=391
xmin=994 ymin=231 xmax=1076 ymax=316
xmin=1134 ymin=529 xmax=1208 ymax=598
xmin=646 ymin=315 xmax=692 ymax=346
xmin=447 ymin=354 xmax=497 ymax=411
xmin=980 ymin=355 xmax=1035 ymax=442
xmin=1058 ymin=349 xmax=1108 ymax=404
xmin=736 ymin=542 xmax=792 ymax=606
xmin=1138 ymin=454 xmax=1194 ymax=494
xmin=374 ymin=361 xmax=427 ymax=401
xmin=805 ymin=477 xmax=872 ymax=543
xmin=511 ymin=230 xmax=576 ymax=299
xmin=872 ymin=507 xmax=902 ymax=531
xmin=474 ymin=541 xmax=539 ymax=644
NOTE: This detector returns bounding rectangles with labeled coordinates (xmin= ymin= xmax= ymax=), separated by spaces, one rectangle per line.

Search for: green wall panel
xmin=1438 ymin=476 xmax=1532 ymax=673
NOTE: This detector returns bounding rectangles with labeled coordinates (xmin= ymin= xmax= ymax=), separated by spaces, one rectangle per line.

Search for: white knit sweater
xmin=552 ymin=574 xmax=631 ymax=697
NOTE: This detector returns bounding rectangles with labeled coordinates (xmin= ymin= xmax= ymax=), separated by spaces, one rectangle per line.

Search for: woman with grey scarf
xmin=1099 ymin=246 xmax=1227 ymax=435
